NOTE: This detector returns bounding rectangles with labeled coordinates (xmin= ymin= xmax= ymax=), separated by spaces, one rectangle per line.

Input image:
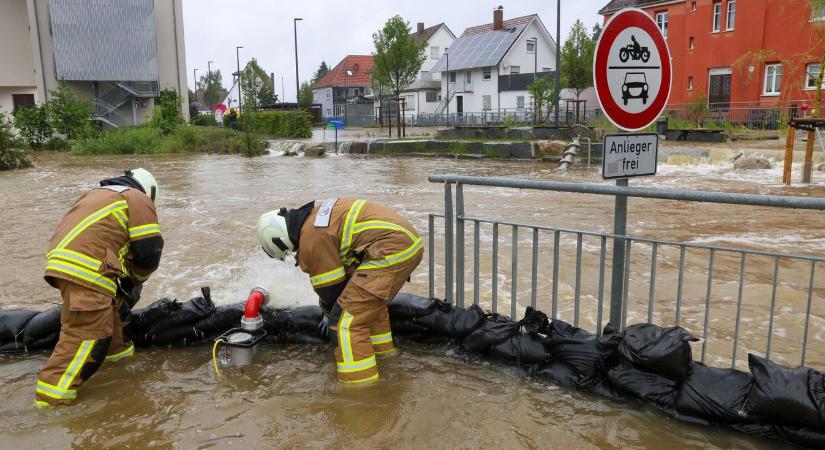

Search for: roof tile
xmin=311 ymin=55 xmax=374 ymax=89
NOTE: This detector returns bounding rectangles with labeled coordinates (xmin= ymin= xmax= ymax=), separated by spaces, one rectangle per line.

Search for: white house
xmin=430 ymin=7 xmax=557 ymax=116
xmin=400 ymin=22 xmax=456 ymax=116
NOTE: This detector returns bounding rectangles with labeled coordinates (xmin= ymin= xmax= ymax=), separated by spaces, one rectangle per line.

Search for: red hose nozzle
xmin=241 ymin=287 xmax=270 ymax=331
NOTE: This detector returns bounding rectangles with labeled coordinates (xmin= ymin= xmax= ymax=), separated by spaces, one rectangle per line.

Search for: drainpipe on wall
xmin=29 ymin=0 xmax=48 ymax=103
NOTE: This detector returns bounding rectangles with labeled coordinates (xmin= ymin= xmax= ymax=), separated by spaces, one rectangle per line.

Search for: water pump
xmin=212 ymin=287 xmax=270 ymax=373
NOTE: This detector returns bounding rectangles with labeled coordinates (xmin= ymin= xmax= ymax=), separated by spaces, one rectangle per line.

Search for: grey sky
xmin=182 ymin=1 xmax=603 ymax=102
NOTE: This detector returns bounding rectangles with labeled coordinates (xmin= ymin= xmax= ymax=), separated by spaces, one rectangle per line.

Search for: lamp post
xmin=236 ymin=46 xmax=244 ymax=111
xmin=294 ymin=18 xmax=303 ymax=104
xmin=445 ymin=48 xmax=449 ymax=126
xmin=193 ymin=68 xmax=198 ymax=92
xmin=207 ymin=61 xmax=214 ymax=110
xmin=530 ymin=38 xmax=538 ymax=83
xmin=343 ymin=68 xmax=353 ymax=125
xmin=554 ymin=0 xmax=561 ymax=127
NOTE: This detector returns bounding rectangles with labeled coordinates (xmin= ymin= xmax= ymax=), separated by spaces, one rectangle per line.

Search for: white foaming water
xmin=215 ymin=252 xmax=317 ymax=308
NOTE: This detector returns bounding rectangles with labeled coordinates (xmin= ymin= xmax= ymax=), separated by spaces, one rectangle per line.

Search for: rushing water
xmin=1 ymin=150 xmax=823 ymax=448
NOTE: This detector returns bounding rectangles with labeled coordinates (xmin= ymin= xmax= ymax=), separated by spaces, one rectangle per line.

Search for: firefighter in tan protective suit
xmin=256 ymin=198 xmax=423 ymax=384
xmin=36 ymin=169 xmax=163 ymax=408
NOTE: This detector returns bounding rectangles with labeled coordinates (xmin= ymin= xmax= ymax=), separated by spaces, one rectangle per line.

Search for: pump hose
xmin=212 ymin=339 xmax=225 ymax=377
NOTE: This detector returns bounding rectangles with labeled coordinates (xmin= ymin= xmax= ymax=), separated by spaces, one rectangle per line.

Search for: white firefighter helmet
xmin=256 ymin=210 xmax=294 ymax=260
xmin=128 ymin=168 xmax=158 ymax=203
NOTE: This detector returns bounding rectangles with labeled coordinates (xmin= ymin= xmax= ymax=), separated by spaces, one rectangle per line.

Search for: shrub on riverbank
xmin=71 ymin=125 xmax=267 ymax=157
xmin=0 ymin=113 xmax=33 ymax=170
xmin=237 ymin=110 xmax=312 ymax=138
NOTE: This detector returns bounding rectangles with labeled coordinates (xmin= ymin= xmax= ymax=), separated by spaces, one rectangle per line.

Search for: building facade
xmin=311 ymin=55 xmax=374 ymax=122
xmin=430 ymin=7 xmax=557 ymax=116
xmin=400 ymin=22 xmax=456 ymax=116
xmin=600 ymin=0 xmax=825 ymax=109
xmin=0 ymin=0 xmax=189 ymax=126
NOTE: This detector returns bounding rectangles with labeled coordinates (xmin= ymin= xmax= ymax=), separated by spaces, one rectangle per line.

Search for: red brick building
xmin=599 ymin=0 xmax=825 ymax=109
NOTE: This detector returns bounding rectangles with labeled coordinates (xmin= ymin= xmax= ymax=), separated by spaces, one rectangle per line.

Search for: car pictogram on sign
xmin=622 ymin=73 xmax=648 ymax=105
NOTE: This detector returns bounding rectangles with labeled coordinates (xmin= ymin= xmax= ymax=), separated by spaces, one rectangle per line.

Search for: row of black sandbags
xmin=393 ymin=298 xmax=825 ymax=449
xmin=2 ymin=292 xmax=824 ymax=447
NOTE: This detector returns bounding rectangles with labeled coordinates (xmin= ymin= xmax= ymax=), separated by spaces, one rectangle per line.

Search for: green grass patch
xmin=238 ymin=110 xmax=312 ymax=138
xmin=71 ymin=125 xmax=267 ymax=157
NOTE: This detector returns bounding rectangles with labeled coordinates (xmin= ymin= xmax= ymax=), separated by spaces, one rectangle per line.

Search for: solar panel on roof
xmin=431 ymin=24 xmax=527 ymax=72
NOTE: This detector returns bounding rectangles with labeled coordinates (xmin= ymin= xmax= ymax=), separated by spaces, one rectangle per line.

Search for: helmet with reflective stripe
xmin=127 ymin=168 xmax=158 ymax=203
xmin=256 ymin=210 xmax=294 ymax=260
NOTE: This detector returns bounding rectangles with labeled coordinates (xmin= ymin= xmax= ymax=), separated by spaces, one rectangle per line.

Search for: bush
xmin=48 ymin=81 xmax=93 ymax=140
xmin=152 ymin=89 xmax=184 ymax=135
xmin=13 ymin=105 xmax=53 ymax=149
xmin=191 ymin=114 xmax=217 ymax=127
xmin=238 ymin=110 xmax=312 ymax=138
xmin=239 ymin=131 xmax=268 ymax=157
xmin=72 ymin=125 xmax=163 ymax=155
xmin=0 ymin=113 xmax=33 ymax=170
xmin=686 ymin=94 xmax=710 ymax=128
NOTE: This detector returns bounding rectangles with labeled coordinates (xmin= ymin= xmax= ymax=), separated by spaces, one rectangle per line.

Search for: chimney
xmin=417 ymin=22 xmax=425 ymax=34
xmin=493 ymin=6 xmax=504 ymax=30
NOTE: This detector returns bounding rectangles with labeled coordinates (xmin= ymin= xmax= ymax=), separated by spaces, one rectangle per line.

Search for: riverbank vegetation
xmin=0 ymin=112 xmax=32 ymax=170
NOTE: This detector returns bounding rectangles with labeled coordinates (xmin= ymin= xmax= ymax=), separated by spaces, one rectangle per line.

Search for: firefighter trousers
xmin=330 ymin=251 xmax=423 ymax=384
xmin=35 ymin=280 xmax=134 ymax=408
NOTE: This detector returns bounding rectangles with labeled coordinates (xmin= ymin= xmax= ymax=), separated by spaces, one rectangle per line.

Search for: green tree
xmin=0 ymin=112 xmax=32 ymax=170
xmin=299 ymin=82 xmax=313 ymax=107
xmin=561 ymin=20 xmax=595 ymax=102
xmin=528 ymin=77 xmax=557 ymax=124
xmin=152 ymin=89 xmax=184 ymax=135
xmin=372 ymin=16 xmax=426 ymax=135
xmin=592 ymin=23 xmax=603 ymax=42
xmin=200 ymin=69 xmax=224 ymax=111
xmin=48 ymin=81 xmax=93 ymax=140
xmin=240 ymin=58 xmax=277 ymax=111
xmin=13 ymin=105 xmax=53 ymax=149
xmin=188 ymin=89 xmax=196 ymax=104
xmin=312 ymin=61 xmax=330 ymax=85
xmin=370 ymin=73 xmax=391 ymax=126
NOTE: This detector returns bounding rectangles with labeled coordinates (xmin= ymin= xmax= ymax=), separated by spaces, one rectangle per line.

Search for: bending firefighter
xmin=256 ymin=198 xmax=423 ymax=384
xmin=36 ymin=169 xmax=163 ymax=407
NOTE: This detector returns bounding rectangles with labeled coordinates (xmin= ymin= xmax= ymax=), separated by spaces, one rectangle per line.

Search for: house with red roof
xmin=311 ymin=55 xmax=374 ymax=120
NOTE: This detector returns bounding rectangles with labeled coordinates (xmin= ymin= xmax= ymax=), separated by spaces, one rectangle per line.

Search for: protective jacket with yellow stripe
xmin=44 ymin=186 xmax=163 ymax=299
xmin=289 ymin=198 xmax=422 ymax=309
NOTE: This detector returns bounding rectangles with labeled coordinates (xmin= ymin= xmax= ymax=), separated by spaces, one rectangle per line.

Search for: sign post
xmin=594 ymin=8 xmax=671 ymax=329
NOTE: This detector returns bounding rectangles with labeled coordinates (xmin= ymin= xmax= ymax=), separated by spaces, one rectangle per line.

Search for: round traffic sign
xmin=593 ymin=8 xmax=672 ymax=131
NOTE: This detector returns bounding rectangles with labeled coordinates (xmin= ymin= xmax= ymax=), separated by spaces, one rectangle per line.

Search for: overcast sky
xmin=182 ymin=1 xmax=603 ymax=101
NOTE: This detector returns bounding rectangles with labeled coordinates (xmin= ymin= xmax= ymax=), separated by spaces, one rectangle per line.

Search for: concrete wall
xmin=0 ymin=1 xmax=37 ymax=88
xmin=153 ymin=0 xmax=189 ymax=121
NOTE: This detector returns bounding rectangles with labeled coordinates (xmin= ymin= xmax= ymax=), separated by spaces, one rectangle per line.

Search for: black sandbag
xmin=530 ymin=359 xmax=579 ymax=388
xmin=263 ymin=309 xmax=293 ymax=334
xmin=413 ymin=302 xmax=484 ymax=338
xmin=675 ymin=363 xmax=754 ymax=424
xmin=746 ymin=353 xmax=824 ymax=428
xmin=390 ymin=318 xmax=429 ymax=335
xmin=150 ymin=326 xmax=205 ymax=347
xmin=194 ymin=303 xmax=245 ymax=335
xmin=618 ymin=323 xmax=698 ymax=379
xmin=388 ymin=293 xmax=437 ymax=319
xmin=280 ymin=332 xmax=327 ymax=345
xmin=27 ymin=332 xmax=59 ymax=351
xmin=22 ymin=306 xmax=61 ymax=344
xmin=128 ymin=298 xmax=182 ymax=338
xmin=521 ymin=306 xmax=549 ymax=334
xmin=0 ymin=341 xmax=23 ymax=353
xmin=489 ymin=333 xmax=550 ymax=365
xmin=544 ymin=320 xmax=620 ymax=389
xmin=289 ymin=305 xmax=325 ymax=336
xmin=780 ymin=426 xmax=825 ymax=448
xmin=0 ymin=309 xmax=39 ymax=342
xmin=146 ymin=289 xmax=215 ymax=337
xmin=608 ymin=360 xmax=681 ymax=410
xmin=462 ymin=314 xmax=520 ymax=352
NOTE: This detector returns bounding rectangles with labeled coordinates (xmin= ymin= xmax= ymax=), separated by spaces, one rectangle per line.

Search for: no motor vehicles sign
xmin=594 ymin=8 xmax=672 ymax=132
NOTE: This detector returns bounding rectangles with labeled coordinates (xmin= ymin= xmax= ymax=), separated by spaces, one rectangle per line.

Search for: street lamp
xmin=193 ymin=68 xmax=198 ymax=92
xmin=344 ymin=68 xmax=353 ymax=125
xmin=294 ymin=18 xmax=303 ymax=104
xmin=236 ymin=46 xmax=244 ymax=111
xmin=208 ymin=60 xmax=214 ymax=76
xmin=529 ymin=38 xmax=538 ymax=83
xmin=554 ymin=0 xmax=561 ymax=127
xmin=445 ymin=48 xmax=449 ymax=126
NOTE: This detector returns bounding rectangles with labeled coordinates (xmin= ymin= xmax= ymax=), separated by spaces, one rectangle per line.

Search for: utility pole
xmin=193 ymin=68 xmax=198 ymax=94
xmin=554 ymin=0 xmax=561 ymax=127
xmin=236 ymin=46 xmax=244 ymax=111
xmin=294 ymin=18 xmax=303 ymax=104
xmin=445 ymin=49 xmax=450 ymax=127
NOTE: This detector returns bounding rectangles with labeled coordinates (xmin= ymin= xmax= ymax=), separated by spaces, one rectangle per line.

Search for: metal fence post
xmin=456 ymin=183 xmax=465 ymax=308
xmin=444 ymin=182 xmax=454 ymax=304
xmin=610 ymin=179 xmax=628 ymax=329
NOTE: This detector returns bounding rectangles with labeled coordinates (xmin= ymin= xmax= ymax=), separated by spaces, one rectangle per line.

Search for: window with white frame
xmin=726 ymin=1 xmax=735 ymax=30
xmin=466 ymin=71 xmax=472 ymax=83
xmin=688 ymin=76 xmax=694 ymax=90
xmin=483 ymin=68 xmax=491 ymax=80
xmin=405 ymin=96 xmax=415 ymax=110
xmin=763 ymin=64 xmax=782 ymax=95
xmin=510 ymin=65 xmax=520 ymax=74
xmin=482 ymin=95 xmax=492 ymax=110
xmin=526 ymin=39 xmax=536 ymax=53
xmin=806 ymin=63 xmax=822 ymax=89
xmin=325 ymin=108 xmax=332 ymax=116
xmin=656 ymin=11 xmax=668 ymax=38
xmin=325 ymin=91 xmax=331 ymax=99
xmin=426 ymin=91 xmax=438 ymax=102
xmin=691 ymin=1 xmax=697 ymax=12
xmin=449 ymin=72 xmax=456 ymax=82
xmin=421 ymin=71 xmax=432 ymax=80
xmin=516 ymin=96 xmax=525 ymax=109
xmin=712 ymin=2 xmax=722 ymax=32
xmin=431 ymin=46 xmax=440 ymax=59
xmin=689 ymin=36 xmax=695 ymax=50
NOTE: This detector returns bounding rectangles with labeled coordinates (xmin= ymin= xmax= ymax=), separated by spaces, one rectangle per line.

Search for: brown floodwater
xmin=1 ymin=150 xmax=823 ymax=449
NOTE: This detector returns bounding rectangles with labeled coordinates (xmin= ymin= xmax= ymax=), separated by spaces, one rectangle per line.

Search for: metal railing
xmin=427 ymin=175 xmax=825 ymax=370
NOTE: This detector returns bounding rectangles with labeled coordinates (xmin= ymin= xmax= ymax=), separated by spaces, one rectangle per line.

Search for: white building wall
xmin=421 ymin=27 xmax=455 ymax=82
xmin=499 ymin=20 xmax=557 ymax=77
xmin=313 ymin=88 xmax=334 ymax=118
xmin=406 ymin=26 xmax=456 ymax=116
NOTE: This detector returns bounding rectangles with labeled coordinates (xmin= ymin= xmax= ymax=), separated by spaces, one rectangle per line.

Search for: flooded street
xmin=1 ymin=150 xmax=823 ymax=448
